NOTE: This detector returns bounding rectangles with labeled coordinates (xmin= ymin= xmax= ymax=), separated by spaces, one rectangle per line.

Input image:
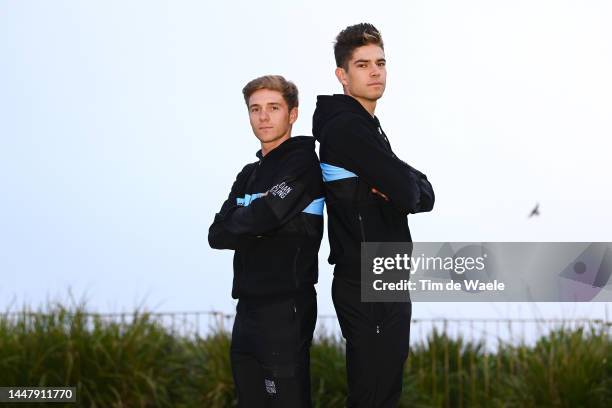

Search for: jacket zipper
xmin=357 ymin=213 xmax=366 ymax=242
xmin=354 ymin=177 xmax=367 ymax=242
xmin=292 ymin=247 xmax=301 ymax=288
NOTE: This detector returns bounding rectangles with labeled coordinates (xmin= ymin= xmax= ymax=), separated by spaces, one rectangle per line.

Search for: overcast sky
xmin=1 ymin=0 xmax=610 ymax=322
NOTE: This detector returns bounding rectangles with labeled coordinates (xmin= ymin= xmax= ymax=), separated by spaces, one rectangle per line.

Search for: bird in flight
xmin=528 ymin=203 xmax=540 ymax=218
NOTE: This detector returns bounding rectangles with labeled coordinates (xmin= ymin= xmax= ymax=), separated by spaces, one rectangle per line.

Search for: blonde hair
xmin=242 ymin=75 xmax=299 ymax=110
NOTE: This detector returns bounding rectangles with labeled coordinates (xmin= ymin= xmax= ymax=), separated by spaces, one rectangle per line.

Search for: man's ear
xmin=289 ymin=107 xmax=298 ymax=125
xmin=335 ymin=67 xmax=348 ymax=87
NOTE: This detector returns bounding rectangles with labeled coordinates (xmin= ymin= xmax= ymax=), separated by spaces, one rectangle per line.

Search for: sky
xmin=1 ymin=0 xmax=611 ymax=324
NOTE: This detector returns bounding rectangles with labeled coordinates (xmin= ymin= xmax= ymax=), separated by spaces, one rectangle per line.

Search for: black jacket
xmin=208 ymin=136 xmax=324 ymax=299
xmin=312 ymin=94 xmax=434 ymax=278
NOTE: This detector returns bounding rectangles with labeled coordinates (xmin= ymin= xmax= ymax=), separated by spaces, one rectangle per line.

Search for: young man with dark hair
xmin=209 ymin=75 xmax=324 ymax=407
xmin=312 ymin=23 xmax=435 ymax=407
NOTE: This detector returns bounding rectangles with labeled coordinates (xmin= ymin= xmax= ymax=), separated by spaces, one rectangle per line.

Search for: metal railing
xmin=4 ymin=308 xmax=610 ymax=350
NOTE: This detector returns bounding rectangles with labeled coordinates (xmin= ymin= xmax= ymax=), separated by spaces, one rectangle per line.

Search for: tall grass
xmin=0 ymin=302 xmax=610 ymax=407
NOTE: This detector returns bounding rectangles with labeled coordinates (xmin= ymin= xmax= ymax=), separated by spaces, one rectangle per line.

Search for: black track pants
xmin=332 ymin=277 xmax=412 ymax=408
xmin=230 ymin=288 xmax=317 ymax=408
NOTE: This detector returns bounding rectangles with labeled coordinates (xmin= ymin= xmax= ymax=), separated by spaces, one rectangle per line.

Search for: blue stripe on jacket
xmin=236 ymin=195 xmax=325 ymax=216
xmin=320 ymin=162 xmax=357 ymax=182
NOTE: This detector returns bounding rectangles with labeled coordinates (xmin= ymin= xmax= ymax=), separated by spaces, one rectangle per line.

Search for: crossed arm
xmin=208 ymin=159 xmax=318 ymax=250
xmin=324 ymin=115 xmax=435 ymax=214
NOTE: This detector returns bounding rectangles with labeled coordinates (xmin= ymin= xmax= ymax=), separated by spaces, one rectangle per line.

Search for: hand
xmin=371 ymin=187 xmax=389 ymax=201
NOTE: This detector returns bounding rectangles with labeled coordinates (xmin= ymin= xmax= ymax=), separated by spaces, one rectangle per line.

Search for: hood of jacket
xmin=255 ymin=135 xmax=316 ymax=162
xmin=312 ymin=94 xmax=379 ymax=143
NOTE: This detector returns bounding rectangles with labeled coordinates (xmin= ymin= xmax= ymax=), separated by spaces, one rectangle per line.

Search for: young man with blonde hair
xmin=313 ymin=24 xmax=435 ymax=407
xmin=209 ymin=75 xmax=324 ymax=407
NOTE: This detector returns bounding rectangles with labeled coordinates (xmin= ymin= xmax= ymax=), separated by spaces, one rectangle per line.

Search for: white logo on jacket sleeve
xmin=264 ymin=378 xmax=277 ymax=395
xmin=269 ymin=182 xmax=292 ymax=199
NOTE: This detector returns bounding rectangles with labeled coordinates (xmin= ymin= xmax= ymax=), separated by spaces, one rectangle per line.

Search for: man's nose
xmin=370 ymin=65 xmax=381 ymax=77
xmin=259 ymin=110 xmax=270 ymax=122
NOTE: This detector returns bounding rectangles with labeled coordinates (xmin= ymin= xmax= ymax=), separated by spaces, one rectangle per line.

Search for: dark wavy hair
xmin=334 ymin=23 xmax=384 ymax=70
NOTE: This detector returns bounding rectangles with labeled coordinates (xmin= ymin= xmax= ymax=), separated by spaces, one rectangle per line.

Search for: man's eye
xmin=358 ymin=64 xmax=367 ymax=68
xmin=272 ymin=106 xmax=279 ymax=110
xmin=378 ymin=62 xmax=386 ymax=67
